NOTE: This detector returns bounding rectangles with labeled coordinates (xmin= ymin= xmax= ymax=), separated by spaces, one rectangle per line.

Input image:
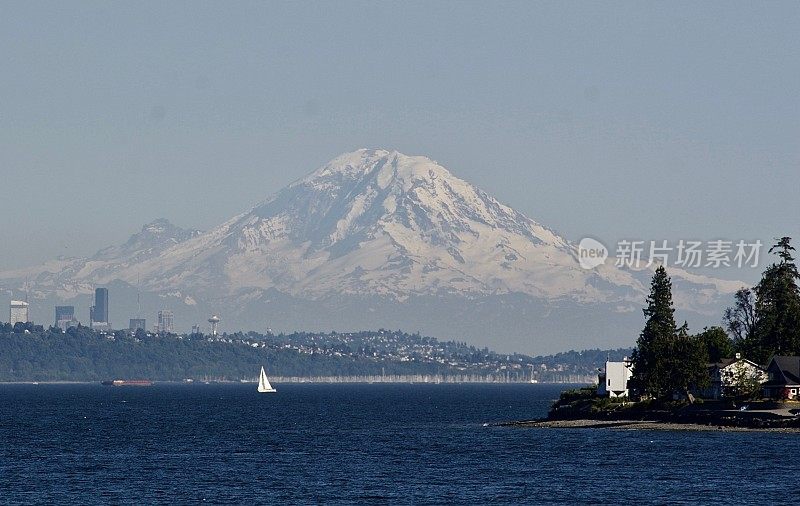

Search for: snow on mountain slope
xmin=99 ymin=149 xmax=641 ymax=303
xmin=0 ymin=219 xmax=202 ymax=298
xmin=0 ymin=149 xmax=743 ymax=317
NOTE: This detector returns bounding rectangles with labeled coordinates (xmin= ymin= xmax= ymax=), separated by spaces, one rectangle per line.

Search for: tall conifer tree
xmin=631 ymin=266 xmax=677 ymax=398
xmin=752 ymin=237 xmax=800 ymax=362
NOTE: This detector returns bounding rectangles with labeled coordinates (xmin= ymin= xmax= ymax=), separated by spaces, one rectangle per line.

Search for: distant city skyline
xmin=0 ymin=2 xmax=797 ymax=279
xmin=5 ymin=286 xmax=218 ymax=336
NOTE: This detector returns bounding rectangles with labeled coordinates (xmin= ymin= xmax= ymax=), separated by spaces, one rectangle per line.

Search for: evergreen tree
xmin=724 ymin=288 xmax=757 ymax=353
xmin=696 ymin=326 xmax=734 ymax=363
xmin=751 ymin=237 xmax=800 ymax=363
xmin=631 ymin=266 xmax=677 ymax=398
xmin=668 ymin=322 xmax=709 ymax=397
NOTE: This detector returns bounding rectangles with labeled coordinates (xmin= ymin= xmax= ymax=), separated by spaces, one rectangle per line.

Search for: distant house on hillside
xmin=762 ymin=356 xmax=800 ymax=400
xmin=597 ymin=358 xmax=632 ymax=398
xmin=697 ymin=356 xmax=767 ymax=399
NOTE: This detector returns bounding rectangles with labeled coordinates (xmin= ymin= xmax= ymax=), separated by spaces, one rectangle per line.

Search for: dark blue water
xmin=0 ymin=383 xmax=794 ymax=504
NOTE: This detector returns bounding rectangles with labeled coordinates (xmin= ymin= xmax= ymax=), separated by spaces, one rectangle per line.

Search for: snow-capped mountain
xmin=94 ymin=218 xmax=202 ymax=263
xmin=0 ymin=219 xmax=202 ymax=300
xmin=0 ymin=149 xmax=744 ymax=353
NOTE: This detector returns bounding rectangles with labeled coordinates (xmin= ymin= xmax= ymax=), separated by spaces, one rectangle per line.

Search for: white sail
xmin=257 ymin=366 xmax=276 ymax=393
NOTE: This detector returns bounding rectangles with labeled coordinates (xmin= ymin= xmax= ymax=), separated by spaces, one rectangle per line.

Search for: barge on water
xmin=101 ymin=379 xmax=153 ymax=387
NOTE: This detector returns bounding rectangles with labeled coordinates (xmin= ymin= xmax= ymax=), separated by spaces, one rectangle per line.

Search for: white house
xmin=597 ymin=358 xmax=633 ymax=398
xmin=700 ymin=355 xmax=768 ymax=399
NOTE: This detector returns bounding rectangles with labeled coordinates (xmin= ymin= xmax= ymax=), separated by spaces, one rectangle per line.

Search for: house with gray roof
xmin=762 ymin=356 xmax=800 ymax=400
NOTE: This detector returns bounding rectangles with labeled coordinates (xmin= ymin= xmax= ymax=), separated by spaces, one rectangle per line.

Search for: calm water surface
xmin=0 ymin=383 xmax=794 ymax=504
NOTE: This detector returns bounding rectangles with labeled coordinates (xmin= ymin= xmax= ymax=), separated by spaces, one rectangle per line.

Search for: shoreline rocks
xmin=497 ymin=414 xmax=800 ymax=432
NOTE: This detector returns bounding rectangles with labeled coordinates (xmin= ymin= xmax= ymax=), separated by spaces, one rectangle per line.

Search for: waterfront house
xmin=762 ymin=356 xmax=800 ymax=400
xmin=597 ymin=358 xmax=632 ymax=398
xmin=697 ymin=355 xmax=767 ymax=399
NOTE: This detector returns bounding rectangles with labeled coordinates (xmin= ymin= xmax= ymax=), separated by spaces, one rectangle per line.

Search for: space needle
xmin=208 ymin=314 xmax=220 ymax=336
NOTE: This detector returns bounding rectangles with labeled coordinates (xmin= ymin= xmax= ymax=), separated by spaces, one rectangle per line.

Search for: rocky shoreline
xmin=497 ymin=418 xmax=800 ymax=432
xmin=533 ymin=385 xmax=800 ymax=432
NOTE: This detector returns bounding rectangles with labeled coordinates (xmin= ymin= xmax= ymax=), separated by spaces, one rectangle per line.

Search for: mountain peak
xmin=226 ymin=149 xmax=576 ymax=297
xmin=92 ymin=219 xmax=202 ymax=262
xmin=133 ymin=218 xmax=201 ymax=243
xmin=141 ymin=218 xmax=180 ymax=235
xmin=301 ymin=149 xmax=452 ymax=190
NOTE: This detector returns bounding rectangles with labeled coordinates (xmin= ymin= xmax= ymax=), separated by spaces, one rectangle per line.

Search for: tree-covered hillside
xmin=0 ymin=323 xmax=622 ymax=382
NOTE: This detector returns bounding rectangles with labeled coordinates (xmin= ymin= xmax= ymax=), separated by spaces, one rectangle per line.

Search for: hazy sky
xmin=1 ymin=1 xmax=798 ymax=282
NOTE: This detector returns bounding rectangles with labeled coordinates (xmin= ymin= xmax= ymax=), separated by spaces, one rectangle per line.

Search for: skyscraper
xmin=92 ymin=288 xmax=108 ymax=325
xmin=10 ymin=301 xmax=29 ymax=325
xmin=157 ymin=310 xmax=174 ymax=333
xmin=89 ymin=288 xmax=111 ymax=330
xmin=55 ymin=306 xmax=75 ymax=330
xmin=129 ymin=318 xmax=146 ymax=332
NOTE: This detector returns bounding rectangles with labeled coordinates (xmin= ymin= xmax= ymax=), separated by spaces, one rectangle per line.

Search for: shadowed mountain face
xmin=0 ymin=150 xmax=742 ymax=353
xmin=93 ymin=219 xmax=202 ymax=262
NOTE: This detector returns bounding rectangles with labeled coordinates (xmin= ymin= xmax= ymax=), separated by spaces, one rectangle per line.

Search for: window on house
xmin=608 ymin=379 xmax=611 ymax=386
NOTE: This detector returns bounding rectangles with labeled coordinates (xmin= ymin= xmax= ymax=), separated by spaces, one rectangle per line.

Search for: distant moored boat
xmin=101 ymin=379 xmax=153 ymax=387
xmin=257 ymin=366 xmax=276 ymax=393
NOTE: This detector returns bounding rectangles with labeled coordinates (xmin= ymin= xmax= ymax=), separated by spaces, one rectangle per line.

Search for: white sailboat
xmin=257 ymin=366 xmax=276 ymax=393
